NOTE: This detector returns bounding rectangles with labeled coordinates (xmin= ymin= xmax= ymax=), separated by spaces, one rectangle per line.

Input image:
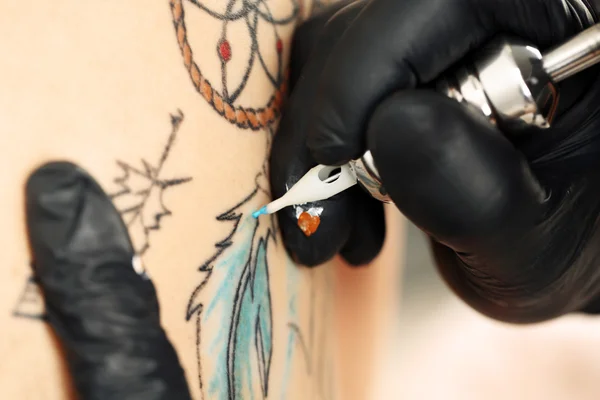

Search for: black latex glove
xmin=25 ymin=162 xmax=191 ymax=400
xmin=271 ymin=0 xmax=600 ymax=323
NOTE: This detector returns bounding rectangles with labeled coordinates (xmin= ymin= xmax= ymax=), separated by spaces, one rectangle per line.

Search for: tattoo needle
xmin=251 ymin=164 xmax=358 ymax=217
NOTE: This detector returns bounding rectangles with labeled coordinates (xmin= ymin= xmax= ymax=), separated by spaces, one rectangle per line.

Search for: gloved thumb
xmin=25 ymin=162 xmax=191 ymax=400
xmin=365 ymin=91 xmax=573 ymax=323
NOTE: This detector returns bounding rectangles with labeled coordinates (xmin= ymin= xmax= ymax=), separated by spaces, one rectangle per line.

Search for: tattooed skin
xmin=186 ymin=150 xmax=278 ymax=398
xmin=11 ymin=1 xmax=337 ymax=398
xmin=170 ymin=2 xmax=338 ymax=395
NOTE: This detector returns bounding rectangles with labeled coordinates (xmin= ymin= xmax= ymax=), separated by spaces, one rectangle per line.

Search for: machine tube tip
xmin=251 ymin=206 xmax=268 ymax=219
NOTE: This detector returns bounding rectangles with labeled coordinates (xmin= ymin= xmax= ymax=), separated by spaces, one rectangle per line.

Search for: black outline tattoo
xmin=186 ymin=128 xmax=278 ymax=399
xmin=12 ymin=274 xmax=46 ymax=321
xmin=186 ymin=124 xmax=334 ymax=399
xmin=109 ymin=110 xmax=192 ymax=255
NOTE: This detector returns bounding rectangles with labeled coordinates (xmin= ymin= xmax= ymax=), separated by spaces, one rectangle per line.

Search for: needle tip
xmin=251 ymin=206 xmax=268 ymax=219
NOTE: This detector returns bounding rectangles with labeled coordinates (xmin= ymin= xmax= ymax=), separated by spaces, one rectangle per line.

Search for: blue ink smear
xmin=233 ymin=236 xmax=272 ymax=399
xmin=252 ymin=206 xmax=267 ymax=219
xmin=202 ymin=217 xmax=254 ymax=398
xmin=202 ymin=215 xmax=274 ymax=400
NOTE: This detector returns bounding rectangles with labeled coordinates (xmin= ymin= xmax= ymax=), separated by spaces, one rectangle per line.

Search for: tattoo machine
xmin=253 ymin=22 xmax=600 ymax=217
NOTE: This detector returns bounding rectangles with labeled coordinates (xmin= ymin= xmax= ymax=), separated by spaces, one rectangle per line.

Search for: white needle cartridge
xmin=252 ymin=163 xmax=358 ymax=218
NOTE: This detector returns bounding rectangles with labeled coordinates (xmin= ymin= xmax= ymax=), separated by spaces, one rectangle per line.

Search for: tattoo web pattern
xmin=12 ymin=111 xmax=190 ymax=320
xmin=109 ymin=110 xmax=192 ymax=256
xmin=170 ymin=0 xmax=300 ymax=130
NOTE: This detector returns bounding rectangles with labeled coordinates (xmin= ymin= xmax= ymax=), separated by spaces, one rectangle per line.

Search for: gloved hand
xmin=271 ymin=0 xmax=600 ymax=323
xmin=25 ymin=162 xmax=191 ymax=400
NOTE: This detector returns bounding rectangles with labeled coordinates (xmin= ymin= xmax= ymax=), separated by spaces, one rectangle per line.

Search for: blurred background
xmin=367 ymin=221 xmax=600 ymax=400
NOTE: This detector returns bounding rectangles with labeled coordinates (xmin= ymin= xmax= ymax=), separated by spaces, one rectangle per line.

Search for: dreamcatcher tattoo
xmin=169 ymin=0 xmax=302 ymax=130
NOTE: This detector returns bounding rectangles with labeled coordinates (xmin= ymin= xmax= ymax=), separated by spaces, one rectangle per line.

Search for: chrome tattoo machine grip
xmin=357 ymin=22 xmax=600 ymax=203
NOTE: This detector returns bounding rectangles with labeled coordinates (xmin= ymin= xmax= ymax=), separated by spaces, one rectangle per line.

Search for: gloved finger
xmin=367 ymin=90 xmax=548 ymax=262
xmin=26 ymin=161 xmax=191 ymax=400
xmin=306 ymin=0 xmax=595 ymax=165
xmin=272 ymin=0 xmax=384 ymax=267
xmin=288 ymin=0 xmax=356 ymax=91
xmin=338 ymin=187 xmax=386 ymax=266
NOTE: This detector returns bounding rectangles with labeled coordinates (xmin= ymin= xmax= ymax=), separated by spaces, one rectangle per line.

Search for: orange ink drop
xmin=298 ymin=212 xmax=320 ymax=237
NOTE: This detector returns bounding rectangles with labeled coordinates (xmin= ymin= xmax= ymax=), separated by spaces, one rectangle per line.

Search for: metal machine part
xmin=352 ymin=152 xmax=390 ymax=202
xmin=357 ymin=22 xmax=600 ymax=203
xmin=544 ymin=23 xmax=600 ymax=81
